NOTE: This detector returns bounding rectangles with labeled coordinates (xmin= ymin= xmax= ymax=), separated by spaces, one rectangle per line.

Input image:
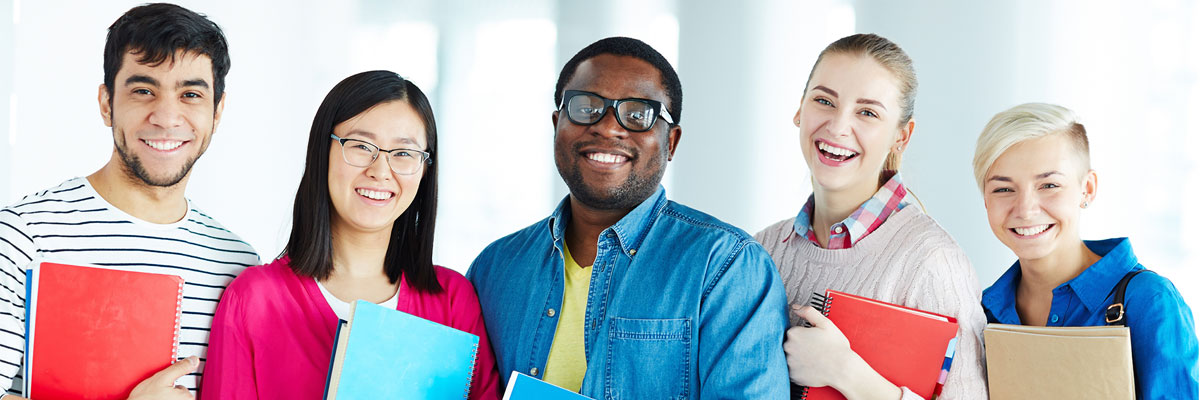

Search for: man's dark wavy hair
xmin=103 ymin=3 xmax=231 ymax=107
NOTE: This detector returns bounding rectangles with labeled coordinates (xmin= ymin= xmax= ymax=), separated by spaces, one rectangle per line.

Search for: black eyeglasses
xmin=330 ymin=134 xmax=431 ymax=175
xmin=558 ymin=90 xmax=675 ymax=132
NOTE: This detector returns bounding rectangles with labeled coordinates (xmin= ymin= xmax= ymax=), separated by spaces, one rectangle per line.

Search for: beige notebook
xmin=984 ymin=323 xmax=1134 ymax=400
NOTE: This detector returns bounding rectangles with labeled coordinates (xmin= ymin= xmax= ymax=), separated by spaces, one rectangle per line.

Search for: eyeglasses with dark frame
xmin=330 ymin=133 xmax=431 ymax=176
xmin=558 ymin=90 xmax=675 ymax=132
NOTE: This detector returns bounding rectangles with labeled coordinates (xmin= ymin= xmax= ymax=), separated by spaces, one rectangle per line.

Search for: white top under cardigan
xmin=755 ymin=206 xmax=989 ymax=400
xmin=316 ymin=278 xmax=400 ymax=321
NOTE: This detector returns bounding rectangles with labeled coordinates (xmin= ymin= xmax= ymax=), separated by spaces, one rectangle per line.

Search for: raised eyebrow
xmin=343 ymin=130 xmax=378 ymax=141
xmin=181 ymin=79 xmax=210 ymax=90
xmin=388 ymin=138 xmax=420 ymax=148
xmin=124 ymin=75 xmax=159 ymax=87
xmin=856 ymin=98 xmax=888 ymax=111
xmin=812 ymin=85 xmax=838 ymax=98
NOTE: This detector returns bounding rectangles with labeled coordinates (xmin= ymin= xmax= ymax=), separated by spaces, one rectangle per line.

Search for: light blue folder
xmin=501 ymin=371 xmax=593 ymax=400
xmin=324 ymin=300 xmax=480 ymax=399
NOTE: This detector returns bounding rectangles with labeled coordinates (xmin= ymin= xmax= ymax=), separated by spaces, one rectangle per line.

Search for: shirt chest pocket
xmin=603 ymin=317 xmax=691 ymax=400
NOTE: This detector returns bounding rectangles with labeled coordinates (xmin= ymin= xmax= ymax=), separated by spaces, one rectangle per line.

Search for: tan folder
xmin=984 ymin=323 xmax=1135 ymax=400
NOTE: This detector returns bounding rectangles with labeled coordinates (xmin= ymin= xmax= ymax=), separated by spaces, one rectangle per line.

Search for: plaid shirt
xmin=790 ymin=173 xmax=912 ymax=249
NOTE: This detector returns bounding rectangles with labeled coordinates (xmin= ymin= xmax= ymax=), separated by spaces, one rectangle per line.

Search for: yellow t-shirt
xmin=542 ymin=244 xmax=592 ymax=392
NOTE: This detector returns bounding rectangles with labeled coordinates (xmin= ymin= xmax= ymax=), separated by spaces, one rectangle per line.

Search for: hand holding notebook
xmin=23 ymin=262 xmax=186 ymax=400
xmin=125 ymin=356 xmax=199 ymax=400
xmin=786 ymin=290 xmax=959 ymax=400
xmin=784 ymin=305 xmax=856 ymax=389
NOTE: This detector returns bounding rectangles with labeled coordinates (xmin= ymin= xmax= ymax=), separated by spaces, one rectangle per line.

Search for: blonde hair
xmin=972 ymin=102 xmax=1090 ymax=191
xmin=804 ymin=33 xmax=917 ymax=183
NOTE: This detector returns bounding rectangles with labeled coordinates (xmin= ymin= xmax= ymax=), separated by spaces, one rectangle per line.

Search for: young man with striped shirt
xmin=0 ymin=4 xmax=258 ymax=399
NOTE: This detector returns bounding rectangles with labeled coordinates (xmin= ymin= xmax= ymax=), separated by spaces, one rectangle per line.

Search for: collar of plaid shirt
xmin=791 ymin=172 xmax=913 ymax=249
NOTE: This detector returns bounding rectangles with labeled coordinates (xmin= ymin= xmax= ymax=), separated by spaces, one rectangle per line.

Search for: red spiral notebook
xmin=793 ymin=290 xmax=959 ymax=400
xmin=23 ymin=262 xmax=185 ymax=400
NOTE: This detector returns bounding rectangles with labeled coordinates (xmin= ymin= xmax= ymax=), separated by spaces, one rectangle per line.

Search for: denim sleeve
xmin=465 ymin=242 xmax=492 ymax=287
xmin=696 ymin=240 xmax=789 ymax=399
xmin=1128 ymin=282 xmax=1199 ymax=400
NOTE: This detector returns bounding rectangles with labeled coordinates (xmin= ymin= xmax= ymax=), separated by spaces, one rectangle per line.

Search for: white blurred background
xmin=0 ymin=1 xmax=1196 ymax=322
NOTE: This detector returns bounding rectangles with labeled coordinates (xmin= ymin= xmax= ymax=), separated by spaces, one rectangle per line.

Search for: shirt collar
xmin=791 ymin=172 xmax=912 ymax=246
xmin=982 ymin=237 xmax=1139 ymax=319
xmin=548 ymin=185 xmax=668 ymax=257
xmin=981 ymin=261 xmax=1023 ymax=324
xmin=1065 ymin=238 xmax=1139 ymax=313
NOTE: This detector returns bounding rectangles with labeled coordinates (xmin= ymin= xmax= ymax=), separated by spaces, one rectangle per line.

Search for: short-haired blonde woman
xmin=755 ymin=33 xmax=987 ymax=400
xmin=974 ymin=102 xmax=1198 ymax=399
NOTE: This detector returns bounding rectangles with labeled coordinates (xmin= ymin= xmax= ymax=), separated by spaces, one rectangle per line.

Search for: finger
xmin=147 ymin=356 xmax=199 ymax=385
xmin=797 ymin=305 xmax=830 ymax=327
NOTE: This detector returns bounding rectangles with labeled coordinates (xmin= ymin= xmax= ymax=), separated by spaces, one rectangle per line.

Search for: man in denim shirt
xmin=467 ymin=37 xmax=790 ymax=398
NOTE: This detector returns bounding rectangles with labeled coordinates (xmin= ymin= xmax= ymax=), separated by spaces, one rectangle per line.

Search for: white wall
xmin=846 ymin=0 xmax=1200 ymax=309
xmin=0 ymin=1 xmax=1196 ymax=315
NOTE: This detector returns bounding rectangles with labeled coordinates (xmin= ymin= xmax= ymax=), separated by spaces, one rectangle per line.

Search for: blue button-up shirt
xmin=982 ymin=238 xmax=1199 ymax=399
xmin=467 ymin=187 xmax=790 ymax=399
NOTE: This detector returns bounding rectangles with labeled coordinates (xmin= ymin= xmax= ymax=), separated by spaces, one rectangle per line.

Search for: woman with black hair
xmin=201 ymin=71 xmax=499 ymax=399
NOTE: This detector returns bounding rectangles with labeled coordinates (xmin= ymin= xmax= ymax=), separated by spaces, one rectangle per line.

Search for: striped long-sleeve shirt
xmin=0 ymin=177 xmax=260 ymax=395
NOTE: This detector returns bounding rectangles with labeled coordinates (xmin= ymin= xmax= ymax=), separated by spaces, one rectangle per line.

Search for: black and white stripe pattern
xmin=0 ymin=178 xmax=260 ymax=394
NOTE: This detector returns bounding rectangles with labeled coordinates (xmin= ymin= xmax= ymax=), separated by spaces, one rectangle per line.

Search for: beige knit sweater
xmin=754 ymin=206 xmax=988 ymax=400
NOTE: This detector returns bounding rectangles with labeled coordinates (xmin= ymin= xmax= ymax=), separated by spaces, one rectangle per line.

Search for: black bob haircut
xmin=284 ymin=71 xmax=442 ymax=294
xmin=554 ymin=36 xmax=683 ymax=125
xmin=103 ymin=3 xmax=231 ymax=106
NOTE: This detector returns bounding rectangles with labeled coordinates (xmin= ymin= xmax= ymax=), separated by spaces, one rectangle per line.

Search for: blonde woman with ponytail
xmin=754 ymin=34 xmax=988 ymax=399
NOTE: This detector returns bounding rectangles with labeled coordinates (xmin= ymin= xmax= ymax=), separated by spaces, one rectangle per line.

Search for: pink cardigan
xmin=200 ymin=257 xmax=500 ymax=399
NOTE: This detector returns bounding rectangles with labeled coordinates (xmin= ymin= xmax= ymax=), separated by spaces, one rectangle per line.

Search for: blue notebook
xmin=501 ymin=371 xmax=593 ymax=400
xmin=324 ymin=300 xmax=480 ymax=399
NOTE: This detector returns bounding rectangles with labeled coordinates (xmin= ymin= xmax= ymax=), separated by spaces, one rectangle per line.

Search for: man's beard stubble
xmin=556 ymin=142 xmax=668 ymax=211
xmin=114 ymin=131 xmax=202 ymax=188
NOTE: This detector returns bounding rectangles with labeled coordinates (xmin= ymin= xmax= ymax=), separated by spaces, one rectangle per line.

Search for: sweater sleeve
xmin=198 ymin=278 xmax=258 ymax=400
xmin=443 ymin=272 xmax=501 ymax=400
xmin=901 ymin=246 xmax=989 ymax=400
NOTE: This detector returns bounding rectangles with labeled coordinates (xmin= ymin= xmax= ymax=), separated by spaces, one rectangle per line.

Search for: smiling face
xmin=100 ymin=50 xmax=223 ymax=187
xmin=328 ymin=100 xmax=427 ymax=236
xmin=552 ymin=54 xmax=681 ymax=211
xmin=795 ymin=53 xmax=911 ymax=198
xmin=982 ymin=133 xmax=1096 ymax=263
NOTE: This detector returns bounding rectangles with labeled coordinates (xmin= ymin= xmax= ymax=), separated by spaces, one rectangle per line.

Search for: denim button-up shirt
xmin=982 ymin=238 xmax=1199 ymax=400
xmin=467 ymin=187 xmax=789 ymax=399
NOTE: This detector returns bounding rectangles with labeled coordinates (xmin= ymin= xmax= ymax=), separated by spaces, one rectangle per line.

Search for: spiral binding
xmin=171 ymin=281 xmax=184 ymax=364
xmin=791 ymin=291 xmax=835 ymax=400
xmin=463 ymin=342 xmax=480 ymax=399
xmin=810 ymin=292 xmax=832 ymax=316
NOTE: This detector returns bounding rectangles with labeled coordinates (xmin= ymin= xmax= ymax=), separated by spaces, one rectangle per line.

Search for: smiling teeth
xmin=587 ymin=153 xmax=627 ymax=164
xmin=1014 ymin=225 xmax=1050 ymax=236
xmin=818 ymin=142 xmax=858 ymax=157
xmin=144 ymin=140 xmax=184 ymax=151
xmin=356 ymin=188 xmax=394 ymax=200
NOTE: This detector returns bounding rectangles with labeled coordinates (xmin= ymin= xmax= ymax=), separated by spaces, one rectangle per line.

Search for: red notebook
xmin=24 ymin=262 xmax=185 ymax=400
xmin=795 ymin=290 xmax=959 ymax=400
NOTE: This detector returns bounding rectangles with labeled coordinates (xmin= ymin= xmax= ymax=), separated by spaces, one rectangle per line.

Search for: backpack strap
xmin=1105 ymin=269 xmax=1152 ymax=326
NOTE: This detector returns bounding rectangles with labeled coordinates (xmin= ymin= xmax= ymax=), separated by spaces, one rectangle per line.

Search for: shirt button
xmin=530 ymin=367 xmax=539 ymax=376
xmin=834 ymin=226 xmax=844 ymax=234
xmin=546 ymin=308 xmax=556 ymax=317
xmin=1050 ymin=314 xmax=1060 ymax=323
xmin=629 ymin=249 xmax=637 ymax=256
